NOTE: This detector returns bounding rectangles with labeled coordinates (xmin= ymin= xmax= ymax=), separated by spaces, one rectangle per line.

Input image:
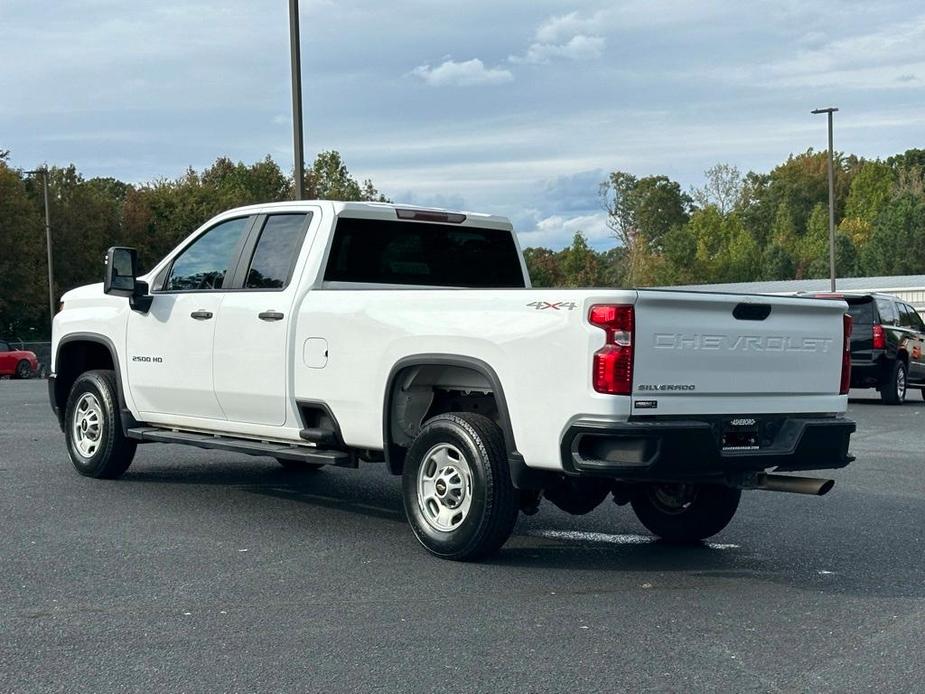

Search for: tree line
xmin=525 ymin=149 xmax=925 ymax=289
xmin=1 ymin=146 xmax=923 ymax=340
xmin=0 ymin=150 xmax=386 ymax=340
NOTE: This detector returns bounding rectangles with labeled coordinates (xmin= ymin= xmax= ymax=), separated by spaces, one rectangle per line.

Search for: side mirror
xmin=104 ymin=247 xmax=138 ymax=296
xmin=104 ymin=247 xmax=152 ymax=312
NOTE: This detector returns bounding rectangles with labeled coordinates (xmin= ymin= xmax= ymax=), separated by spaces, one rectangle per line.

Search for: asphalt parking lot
xmin=1 ymin=380 xmax=923 ymax=693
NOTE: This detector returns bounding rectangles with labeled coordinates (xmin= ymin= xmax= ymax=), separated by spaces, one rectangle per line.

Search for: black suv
xmin=808 ymin=293 xmax=925 ymax=404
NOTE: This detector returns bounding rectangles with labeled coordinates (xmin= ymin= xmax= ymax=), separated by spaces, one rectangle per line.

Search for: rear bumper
xmin=850 ymin=354 xmax=886 ymax=387
xmin=562 ymin=415 xmax=855 ymax=482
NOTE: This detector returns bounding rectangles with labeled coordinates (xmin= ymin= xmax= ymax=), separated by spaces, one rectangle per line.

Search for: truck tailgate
xmin=631 ymin=290 xmax=847 ymax=415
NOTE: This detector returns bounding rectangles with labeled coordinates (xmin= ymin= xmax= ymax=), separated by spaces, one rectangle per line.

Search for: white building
xmin=671 ymin=274 xmax=925 ymax=312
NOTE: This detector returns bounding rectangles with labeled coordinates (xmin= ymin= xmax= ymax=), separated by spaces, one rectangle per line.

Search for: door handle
xmin=258 ymin=311 xmax=285 ymax=321
xmin=190 ymin=310 xmax=213 ymax=320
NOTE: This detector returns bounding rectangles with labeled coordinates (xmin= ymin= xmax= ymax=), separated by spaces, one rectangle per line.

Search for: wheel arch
xmin=52 ymin=333 xmax=131 ymax=432
xmin=382 ymin=354 xmax=523 ymax=478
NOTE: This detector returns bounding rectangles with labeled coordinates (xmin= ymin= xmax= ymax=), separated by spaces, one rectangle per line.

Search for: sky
xmin=2 ymin=1 xmax=923 ymax=250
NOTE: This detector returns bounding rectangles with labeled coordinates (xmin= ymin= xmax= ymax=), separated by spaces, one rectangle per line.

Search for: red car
xmin=0 ymin=340 xmax=38 ymax=379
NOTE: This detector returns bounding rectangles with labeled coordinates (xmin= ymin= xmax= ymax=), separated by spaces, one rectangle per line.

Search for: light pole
xmin=24 ymin=167 xmax=55 ymax=330
xmin=289 ymin=0 xmax=305 ymax=200
xmin=811 ymin=107 xmax=838 ymax=291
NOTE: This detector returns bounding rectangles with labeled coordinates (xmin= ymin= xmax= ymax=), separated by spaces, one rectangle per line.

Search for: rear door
xmin=898 ymin=302 xmax=925 ymax=382
xmin=0 ymin=341 xmax=12 ymax=375
xmin=212 ymin=211 xmax=314 ymax=426
xmin=631 ymin=291 xmax=847 ymax=415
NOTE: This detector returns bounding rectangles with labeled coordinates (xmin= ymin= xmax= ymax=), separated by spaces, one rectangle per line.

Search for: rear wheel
xmin=881 ymin=360 xmax=907 ymax=405
xmin=402 ymin=413 xmax=518 ymax=561
xmin=15 ymin=360 xmax=32 ymax=379
xmin=64 ymin=370 xmax=136 ymax=479
xmin=630 ymin=483 xmax=740 ymax=542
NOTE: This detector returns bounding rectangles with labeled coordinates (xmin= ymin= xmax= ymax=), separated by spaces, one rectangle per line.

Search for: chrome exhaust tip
xmin=752 ymin=474 xmax=835 ymax=496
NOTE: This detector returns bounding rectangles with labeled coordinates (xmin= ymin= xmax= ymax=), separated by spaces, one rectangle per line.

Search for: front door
xmin=212 ymin=212 xmax=314 ymax=426
xmin=898 ymin=302 xmax=925 ymax=382
xmin=126 ymin=215 xmax=254 ymax=419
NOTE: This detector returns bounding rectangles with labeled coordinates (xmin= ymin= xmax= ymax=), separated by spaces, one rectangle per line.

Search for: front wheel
xmin=64 ymin=370 xmax=137 ymax=479
xmin=15 ymin=360 xmax=32 ymax=379
xmin=881 ymin=360 xmax=907 ymax=405
xmin=630 ymin=483 xmax=741 ymax=543
xmin=402 ymin=413 xmax=518 ymax=561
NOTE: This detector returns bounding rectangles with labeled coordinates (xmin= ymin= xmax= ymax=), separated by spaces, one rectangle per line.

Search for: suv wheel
xmin=64 ymin=370 xmax=137 ymax=479
xmin=881 ymin=360 xmax=907 ymax=405
xmin=401 ymin=413 xmax=518 ymax=561
xmin=630 ymin=483 xmax=741 ymax=542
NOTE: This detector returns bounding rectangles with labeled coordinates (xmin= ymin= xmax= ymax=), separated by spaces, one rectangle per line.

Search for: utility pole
xmin=811 ymin=107 xmax=838 ymax=291
xmin=289 ymin=0 xmax=305 ymax=199
xmin=25 ymin=167 xmax=55 ymax=330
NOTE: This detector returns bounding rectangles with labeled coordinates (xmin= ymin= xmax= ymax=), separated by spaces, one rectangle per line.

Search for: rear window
xmin=324 ymin=218 xmax=525 ymax=288
xmin=846 ymin=299 xmax=874 ymax=324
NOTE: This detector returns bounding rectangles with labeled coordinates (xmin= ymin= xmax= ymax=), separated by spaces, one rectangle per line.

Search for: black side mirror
xmin=104 ymin=247 xmax=152 ymax=312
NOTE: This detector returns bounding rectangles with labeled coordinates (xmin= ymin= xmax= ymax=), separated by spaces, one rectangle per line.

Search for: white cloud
xmin=410 ymin=58 xmax=513 ymax=87
xmin=511 ymin=10 xmax=605 ymax=65
xmin=511 ymin=34 xmax=605 ymax=65
xmin=518 ymin=212 xmax=611 ymax=250
xmin=717 ymin=15 xmax=925 ymax=90
xmin=535 ymin=11 xmax=603 ymax=43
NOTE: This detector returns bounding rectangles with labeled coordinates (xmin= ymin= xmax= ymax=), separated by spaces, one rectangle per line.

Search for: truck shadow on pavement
xmin=121 ymin=456 xmax=925 ymax=601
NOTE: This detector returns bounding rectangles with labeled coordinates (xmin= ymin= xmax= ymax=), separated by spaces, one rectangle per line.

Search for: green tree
xmin=0 ymin=162 xmax=47 ymax=337
xmin=522 ymin=247 xmax=563 ymax=287
xmin=861 ymin=193 xmax=925 ymax=275
xmin=559 ymin=232 xmax=603 ymax=286
xmin=305 ymin=150 xmax=389 ymax=202
xmin=600 ymin=171 xmax=690 ymax=285
xmin=844 ymin=160 xmax=894 ymax=224
xmin=691 ymin=163 xmax=744 ymax=215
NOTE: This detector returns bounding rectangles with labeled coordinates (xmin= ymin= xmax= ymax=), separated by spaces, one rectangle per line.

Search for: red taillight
xmin=840 ymin=314 xmax=853 ymax=395
xmin=872 ymin=323 xmax=886 ymax=350
xmin=589 ymin=304 xmax=634 ymax=395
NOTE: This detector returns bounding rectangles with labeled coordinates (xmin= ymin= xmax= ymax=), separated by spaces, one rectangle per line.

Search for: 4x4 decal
xmin=526 ymin=301 xmax=578 ymax=311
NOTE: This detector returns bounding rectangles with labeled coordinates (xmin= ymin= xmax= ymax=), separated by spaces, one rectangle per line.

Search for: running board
xmin=126 ymin=427 xmax=355 ymax=467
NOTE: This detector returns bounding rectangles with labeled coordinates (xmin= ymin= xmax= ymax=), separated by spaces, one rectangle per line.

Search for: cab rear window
xmin=324 ymin=218 xmax=525 ymax=288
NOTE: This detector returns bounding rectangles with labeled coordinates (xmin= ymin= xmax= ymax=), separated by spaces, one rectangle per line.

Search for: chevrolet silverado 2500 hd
xmin=49 ymin=201 xmax=856 ymax=560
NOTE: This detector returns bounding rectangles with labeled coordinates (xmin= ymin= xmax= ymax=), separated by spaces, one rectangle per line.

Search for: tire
xmin=880 ymin=360 xmax=907 ymax=405
xmin=64 ymin=370 xmax=137 ymax=479
xmin=630 ymin=483 xmax=741 ymax=543
xmin=275 ymin=458 xmax=324 ymax=471
xmin=402 ymin=413 xmax=518 ymax=561
xmin=15 ymin=360 xmax=32 ymax=379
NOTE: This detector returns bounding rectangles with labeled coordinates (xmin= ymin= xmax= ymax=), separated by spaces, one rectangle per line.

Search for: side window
xmin=0 ymin=341 xmax=9 ymax=352
xmin=164 ymin=217 xmax=251 ymax=291
xmin=899 ymin=303 xmax=920 ymax=329
xmin=876 ymin=298 xmax=897 ymax=325
xmin=909 ymin=306 xmax=925 ymax=332
xmin=243 ymin=214 xmax=310 ymax=289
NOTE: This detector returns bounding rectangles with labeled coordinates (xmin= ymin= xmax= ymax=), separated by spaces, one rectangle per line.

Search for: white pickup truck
xmin=50 ymin=201 xmax=856 ymax=560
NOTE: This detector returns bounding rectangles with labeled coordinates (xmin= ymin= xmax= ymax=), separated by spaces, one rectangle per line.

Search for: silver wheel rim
xmin=649 ymin=483 xmax=698 ymax=515
xmin=72 ymin=393 xmax=104 ymax=458
xmin=416 ymin=443 xmax=473 ymax=532
xmin=897 ymin=367 xmax=906 ymax=400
